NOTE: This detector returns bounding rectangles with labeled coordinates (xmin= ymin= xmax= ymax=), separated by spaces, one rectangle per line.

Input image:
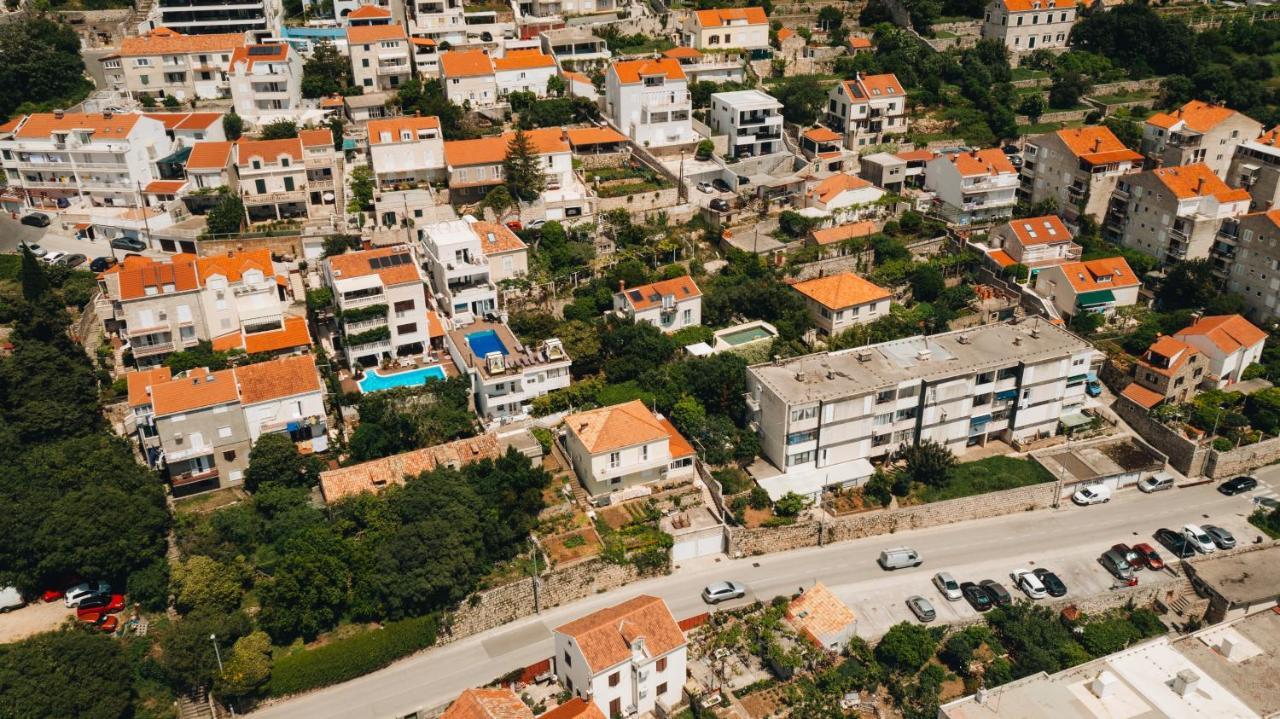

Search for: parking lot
xmin=0 ymin=599 xmax=73 ymax=644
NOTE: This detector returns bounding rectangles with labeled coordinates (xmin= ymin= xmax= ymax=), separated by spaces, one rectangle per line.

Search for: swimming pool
xmin=358 ymin=365 xmax=446 ymax=393
xmin=719 ymin=326 xmax=776 ymax=345
xmin=465 ymin=329 xmax=509 ymax=358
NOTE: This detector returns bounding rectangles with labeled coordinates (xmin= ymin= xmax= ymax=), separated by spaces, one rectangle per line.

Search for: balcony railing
xmin=171 ymin=467 xmax=219 ymax=487
xmin=243 ymin=189 xmax=307 ymax=204
xmin=341 ymin=291 xmax=386 ymax=308
xmin=132 ymin=340 xmax=175 ymax=357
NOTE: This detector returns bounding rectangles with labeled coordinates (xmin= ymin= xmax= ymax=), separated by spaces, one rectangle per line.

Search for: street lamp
xmin=210 ymin=633 xmax=223 ymax=673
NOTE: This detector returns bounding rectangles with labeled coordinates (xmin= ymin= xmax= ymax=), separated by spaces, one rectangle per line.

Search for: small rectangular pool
xmin=465 ymin=329 xmax=509 ymax=358
xmin=358 ymin=365 xmax=446 ymax=393
xmin=720 ymin=326 xmax=775 ymax=345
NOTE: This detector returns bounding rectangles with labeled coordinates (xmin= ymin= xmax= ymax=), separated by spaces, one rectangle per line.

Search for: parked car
xmin=1008 ymin=155 xmax=1023 ymax=168
xmin=41 ymin=251 xmax=67 ymax=265
xmin=57 ymin=253 xmax=87 ymax=268
xmin=21 ymin=243 xmax=47 ymax=258
xmin=1218 ymin=476 xmax=1258 ymax=496
xmin=906 ymin=595 xmax=936 ymax=622
xmin=696 ymin=181 xmax=714 ymax=193
xmin=878 ymin=547 xmax=922 ymax=570
xmin=1011 ymin=568 xmax=1047 ymax=599
xmin=1204 ymin=525 xmax=1236 ymax=549
xmin=1182 ymin=524 xmax=1217 ymax=554
xmin=933 ymin=571 xmax=962 ymax=601
xmin=75 ymin=593 xmax=124 ymax=614
xmin=1072 ymin=484 xmax=1113 ymax=505
xmin=1002 ymin=144 xmax=1021 ymax=155
xmin=737 ymin=175 xmax=750 ymax=185
xmin=110 ymin=237 xmax=147 ymax=252
xmin=712 ymin=178 xmax=731 ymax=193
xmin=1132 ymin=542 xmax=1165 ymax=571
xmin=64 ymin=581 xmax=111 ymax=608
xmin=1154 ymin=528 xmax=1196 ymax=559
xmin=701 ymin=581 xmax=746 ymax=604
xmin=0 ymin=587 xmax=24 ymax=613
xmin=1138 ymin=472 xmax=1175 ymax=493
xmin=1100 ymin=549 xmax=1135 ymax=580
xmin=20 ymin=212 xmax=51 ymax=227
xmin=1033 ymin=568 xmax=1068 ymax=597
xmin=1110 ymin=543 xmax=1144 ymax=570
xmin=97 ymin=614 xmax=119 ymax=633
xmin=504 ymin=220 xmax=522 ymax=231
xmin=526 ymin=219 xmax=546 ymax=230
xmin=960 ymin=582 xmax=994 ymax=612
xmin=709 ymin=198 xmax=729 ymax=212
xmin=979 ymin=579 xmax=1013 ymax=607
xmin=1086 ymin=380 xmax=1103 ymax=397
xmin=89 ymin=256 xmax=118 ymax=273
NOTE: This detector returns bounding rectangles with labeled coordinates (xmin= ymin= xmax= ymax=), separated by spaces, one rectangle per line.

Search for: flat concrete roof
xmin=540 ymin=26 xmax=604 ymax=43
xmin=710 ymin=89 xmax=783 ymax=110
xmin=750 ymin=317 xmax=1091 ymax=405
xmin=1187 ymin=545 xmax=1280 ymax=606
xmin=1173 ymin=609 xmax=1280 ymax=718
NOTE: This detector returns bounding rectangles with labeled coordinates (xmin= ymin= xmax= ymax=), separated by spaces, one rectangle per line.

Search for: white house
xmin=682 ymin=7 xmax=769 ymax=52
xmin=444 ymin=321 xmax=572 ymax=421
xmin=1032 ymin=256 xmax=1141 ymax=320
xmin=367 ymin=115 xmax=446 ymax=188
xmin=983 ymin=214 xmax=1082 ymax=274
xmin=605 ymin=58 xmax=694 ymax=149
xmin=421 ymin=216 xmax=528 ymax=324
xmin=1174 ymin=314 xmax=1268 ymax=387
xmin=348 ymin=24 xmax=413 ymax=92
xmin=440 ymin=48 xmax=498 ymax=107
xmin=234 ymin=354 xmax=328 ymax=445
xmin=981 ymin=0 xmax=1081 ymax=54
xmin=924 ymin=149 xmax=1019 ymax=226
xmin=322 ymin=244 xmax=433 ymax=368
xmin=561 ymin=400 xmax=695 ymax=499
xmin=802 ymin=173 xmax=886 ymax=224
xmin=708 ymin=89 xmax=783 ymax=159
xmin=791 ymin=272 xmax=892 ymax=339
xmin=228 ymin=43 xmax=305 ymax=123
xmin=493 ymin=49 xmax=558 ymax=100
xmin=612 ymin=275 xmax=702 ymax=334
xmin=822 ymin=73 xmax=909 ymax=150
xmin=553 ymin=595 xmax=688 ymax=718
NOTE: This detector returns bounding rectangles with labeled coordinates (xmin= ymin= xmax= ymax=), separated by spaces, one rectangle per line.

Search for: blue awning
xmin=970 ymin=414 xmax=992 ymax=427
xmin=286 ymin=421 xmax=301 ymax=432
xmin=995 ymin=389 xmax=1019 ymax=400
xmin=1087 ymin=371 xmax=1098 ymax=382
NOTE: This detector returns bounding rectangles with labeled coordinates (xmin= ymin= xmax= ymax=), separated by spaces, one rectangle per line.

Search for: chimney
xmin=975 ymin=687 xmax=989 ymax=705
xmin=795 ymin=370 xmax=806 ymax=382
xmin=619 ymin=279 xmax=626 ymax=292
xmin=1172 ymin=670 xmax=1200 ymax=697
xmin=1090 ymin=671 xmax=1118 ymax=699
xmin=103 ymin=110 xmax=113 ymax=120
xmin=1092 ymin=137 xmax=1101 ymax=153
xmin=53 ymin=108 xmax=64 ymax=119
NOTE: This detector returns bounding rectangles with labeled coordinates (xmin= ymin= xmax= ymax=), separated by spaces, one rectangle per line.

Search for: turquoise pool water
xmin=358 ymin=365 xmax=446 ymax=393
xmin=465 ymin=329 xmax=508 ymax=357
xmin=720 ymin=326 xmax=775 ymax=345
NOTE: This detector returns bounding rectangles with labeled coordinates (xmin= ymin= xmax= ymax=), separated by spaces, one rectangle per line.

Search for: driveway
xmin=0 ymin=600 xmax=74 ymax=644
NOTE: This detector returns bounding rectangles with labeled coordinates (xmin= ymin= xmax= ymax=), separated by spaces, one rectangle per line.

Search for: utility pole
xmin=529 ymin=537 xmax=541 ymax=614
xmin=136 ymin=181 xmax=153 ymax=248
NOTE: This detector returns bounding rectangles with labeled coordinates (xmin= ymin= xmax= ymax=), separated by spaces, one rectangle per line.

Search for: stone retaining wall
xmin=1014 ymin=108 xmax=1091 ymax=125
xmin=1113 ymin=396 xmax=1209 ymax=476
xmin=1204 ymin=434 xmax=1280 ymax=478
xmin=790 ymin=249 xmax=875 ymax=280
xmin=577 ymin=150 xmax=630 ymax=171
xmin=1090 ymin=78 xmax=1163 ymax=96
xmin=595 ymin=186 xmax=680 ymax=215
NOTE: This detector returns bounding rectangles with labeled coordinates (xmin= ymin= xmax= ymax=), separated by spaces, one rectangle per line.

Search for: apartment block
xmin=228 ymin=43 xmax=305 ymax=121
xmin=1227 ymin=126 xmax=1280 ymax=211
xmin=682 ymin=7 xmax=769 ymax=52
xmin=791 ymin=272 xmax=891 ymax=338
xmin=1104 ymin=163 xmax=1251 ymax=264
xmin=605 ymin=58 xmax=694 ymax=149
xmin=444 ymin=321 xmax=571 ymax=420
xmin=612 ymin=275 xmax=702 ymax=333
xmin=984 ymin=215 xmax=1082 ymax=273
xmin=441 ymin=127 xmax=577 ymax=207
xmin=441 ymin=49 xmax=498 ymax=107
xmin=1019 ymin=125 xmax=1143 ymax=224
xmin=822 ymin=73 xmax=908 ymax=149
xmin=323 ymin=244 xmax=432 ymax=368
xmin=156 ymin=0 xmax=280 ymax=38
xmin=745 ymin=318 xmax=1095 ymax=492
xmin=411 ymin=37 xmax=441 ymax=77
xmin=708 ymin=89 xmax=783 ymax=159
xmin=348 ymin=24 xmax=413 ymax=92
xmin=422 ymin=217 xmax=528 ymax=324
xmin=233 ymin=130 xmax=339 ymax=222
xmin=1143 ymin=100 xmax=1263 ymax=179
xmin=367 ymin=115 xmax=445 ymax=188
xmin=1032 ymin=256 xmax=1140 ymax=320
xmin=981 ymin=0 xmax=1079 ymax=53
xmin=102 ymin=28 xmax=247 ymax=101
xmin=924 ymin=149 xmax=1019 ymax=226
xmin=408 ymin=0 xmax=466 ymax=46
xmin=562 ymin=400 xmax=695 ymax=499
xmin=1217 ymin=210 xmax=1280 ymax=322
xmin=519 ymin=0 xmax=617 ymax=20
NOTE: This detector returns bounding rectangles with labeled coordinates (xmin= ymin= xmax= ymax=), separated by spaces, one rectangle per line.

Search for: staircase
xmin=127 ymin=0 xmax=156 ymax=31
xmin=177 ymin=689 xmax=213 ymax=719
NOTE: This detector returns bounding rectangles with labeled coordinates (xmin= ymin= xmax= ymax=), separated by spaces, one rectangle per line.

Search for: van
xmin=1138 ymin=472 xmax=1174 ymax=493
xmin=0 ymin=586 xmax=25 ymax=613
xmin=878 ymin=547 xmax=922 ymax=570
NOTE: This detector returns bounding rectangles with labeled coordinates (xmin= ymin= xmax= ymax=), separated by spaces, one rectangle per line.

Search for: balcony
xmin=377 ymin=62 xmax=411 ymax=76
xmin=344 ymin=315 xmax=388 ymax=333
xmin=305 ymin=156 xmax=333 ymax=169
xmin=341 ymin=290 xmax=386 ymax=308
xmin=171 ymin=466 xmax=219 ymax=487
xmin=132 ymin=340 xmax=175 ymax=357
xmin=243 ymin=189 xmax=307 ymax=205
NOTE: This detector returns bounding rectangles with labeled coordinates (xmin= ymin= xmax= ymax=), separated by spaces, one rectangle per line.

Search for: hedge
xmin=267 ymin=614 xmax=439 ymax=697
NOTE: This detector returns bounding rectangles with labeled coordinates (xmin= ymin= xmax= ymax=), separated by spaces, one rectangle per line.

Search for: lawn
xmin=916 ymin=456 xmax=1054 ymax=503
xmin=1090 ymin=91 xmax=1155 ymax=105
xmin=1011 ymin=68 xmax=1050 ymax=82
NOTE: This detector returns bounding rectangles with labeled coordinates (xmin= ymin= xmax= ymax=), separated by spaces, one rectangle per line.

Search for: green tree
xmin=19 ymin=245 xmax=50 ymax=301
xmin=163 ymin=94 xmax=181 ymax=109
xmin=1049 ymin=69 xmax=1090 ymax=109
xmin=1103 ymin=116 xmax=1141 ymax=150
xmin=257 ymin=540 xmax=351 ymax=641
xmin=394 ymin=78 xmax=472 ymax=140
xmin=217 ymin=631 xmax=273 ymax=699
xmin=163 ymin=340 xmax=239 ymax=373
xmin=206 ymin=188 xmax=245 ymax=236
xmin=259 ymin=119 xmax=299 ymax=140
xmin=0 ymin=630 xmax=133 ymax=719
xmin=696 ymin=138 xmax=715 ymax=160
xmin=504 ymin=128 xmax=546 ymax=203
xmin=909 ymin=264 xmax=945 ymax=302
xmin=329 ymin=115 xmax=345 ymax=151
xmin=1157 ymin=258 xmax=1222 ymax=311
xmin=772 ymin=75 xmax=827 ymax=125
xmin=0 ymin=17 xmax=94 ymax=119
xmin=223 ymin=110 xmax=244 ymax=140
xmin=1018 ymin=94 xmax=1047 ymax=122
xmin=301 ymin=41 xmax=351 ymax=98
xmin=875 ymin=622 xmax=937 ymax=674
xmin=817 ymin=5 xmax=844 ymax=31
xmin=546 ymin=73 xmax=566 ymax=96
xmin=172 ymin=555 xmax=247 ymax=613
xmin=773 ymin=492 xmax=807 ymax=517
xmin=245 ymin=432 xmax=319 ymax=492
xmin=347 ymin=164 xmax=375 ymax=213
xmin=158 ymin=608 xmax=253 ymax=691
xmin=900 ymin=439 xmax=955 ymax=488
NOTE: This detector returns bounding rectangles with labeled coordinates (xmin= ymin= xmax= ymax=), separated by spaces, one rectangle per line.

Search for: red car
xmin=41 ymin=589 xmax=64 ymax=603
xmin=505 ymin=220 xmax=522 ymax=231
xmin=97 ymin=615 xmax=119 ymax=633
xmin=75 ymin=593 xmax=125 ymax=615
xmin=1132 ymin=543 xmax=1165 ymax=571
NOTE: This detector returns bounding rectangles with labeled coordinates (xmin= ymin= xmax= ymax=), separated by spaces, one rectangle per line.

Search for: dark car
xmin=1155 ymin=528 xmax=1196 ymax=559
xmin=89 ymin=256 xmax=118 ymax=273
xmin=1008 ymin=155 xmax=1023 ymax=168
xmin=737 ymin=175 xmax=751 ymax=185
xmin=1111 ymin=543 xmax=1143 ymax=571
xmin=110 ymin=237 xmax=147 ymax=252
xmin=20 ymin=212 xmax=51 ymax=227
xmin=960 ymin=582 xmax=994 ymax=612
xmin=980 ymin=579 xmax=1013 ymax=607
xmin=1033 ymin=568 xmax=1067 ymax=597
xmin=709 ymin=198 xmax=729 ymax=212
xmin=57 ymin=253 xmax=87 ymax=268
xmin=1002 ymin=144 xmax=1021 ymax=155
xmin=711 ymin=178 xmax=732 ymax=193
xmin=1132 ymin=542 xmax=1165 ymax=571
xmin=1218 ymin=476 xmax=1259 ymax=495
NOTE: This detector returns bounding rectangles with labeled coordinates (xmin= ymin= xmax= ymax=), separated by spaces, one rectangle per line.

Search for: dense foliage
xmin=0 ymin=16 xmax=93 ymax=119
xmin=266 ymin=614 xmax=439 ymax=697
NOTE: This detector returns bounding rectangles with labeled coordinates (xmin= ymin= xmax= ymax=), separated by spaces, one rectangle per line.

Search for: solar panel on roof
xmin=397 ymin=253 xmax=411 ymax=265
xmin=628 ymin=290 xmax=643 ymax=301
xmin=369 ymin=257 xmax=385 ymax=269
xmin=247 ymin=45 xmax=277 ymax=56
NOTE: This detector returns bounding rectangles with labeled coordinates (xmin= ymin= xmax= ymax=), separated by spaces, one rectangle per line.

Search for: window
xmin=895 ymin=407 xmax=917 ymax=422
xmin=609 ymin=451 xmax=620 ymax=468
xmin=786 ymin=430 xmax=817 ymax=445
xmin=791 ymin=406 xmax=818 ymax=422
xmin=609 ymin=672 xmax=620 ymax=687
xmin=657 ymin=682 xmax=668 ymax=696
xmin=874 ymin=412 xmax=893 ymax=426
xmin=218 ymin=426 xmax=232 ymax=439
xmin=893 ymin=428 xmax=913 ymax=443
xmin=255 ymin=179 xmax=266 ymax=194
xmin=284 ymin=176 xmax=295 ymax=191
xmin=657 ymin=657 xmax=667 ymax=672
xmin=875 ymin=390 xmax=895 ymax=404
xmin=223 ymin=450 xmax=236 ymax=462
xmin=898 ymin=385 xmax=918 ymax=399
xmin=563 ymin=652 xmax=571 ymax=668
xmin=786 ymin=450 xmax=814 ymax=466
xmin=683 ymin=308 xmax=692 ymax=324
xmin=641 ymin=445 xmax=648 ymax=461
xmin=997 ymin=367 xmax=1019 ymax=380
xmin=397 ymin=323 xmax=417 ymax=334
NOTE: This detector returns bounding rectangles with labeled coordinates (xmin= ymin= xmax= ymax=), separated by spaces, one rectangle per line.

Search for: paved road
xmin=0 ymin=213 xmax=167 ymax=262
xmin=248 ymin=479 xmax=1268 ymax=719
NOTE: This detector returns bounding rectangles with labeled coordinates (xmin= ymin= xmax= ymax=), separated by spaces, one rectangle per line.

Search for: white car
xmin=696 ymin=181 xmax=714 ymax=194
xmin=1011 ymin=568 xmax=1047 ymax=599
xmin=64 ymin=581 xmax=112 ymax=608
xmin=1071 ymin=484 xmax=1112 ymax=506
xmin=42 ymin=250 xmax=67 ymax=265
xmin=932 ymin=571 xmax=962 ymax=601
xmin=22 ymin=243 xmax=47 ymax=258
xmin=1182 ymin=524 xmax=1217 ymax=554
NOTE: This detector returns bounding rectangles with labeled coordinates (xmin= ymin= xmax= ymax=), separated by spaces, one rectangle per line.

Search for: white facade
xmin=102 ymin=29 xmax=247 ymax=101
xmin=1175 ymin=317 xmax=1267 ymax=386
xmin=708 ymin=89 xmax=783 ymax=159
xmin=323 ymin=245 xmax=433 ymax=367
xmin=981 ymin=0 xmax=1079 ymax=53
xmin=925 ymin=149 xmax=1020 ymax=226
xmin=682 ymin=7 xmax=769 ymax=51
xmin=823 ymin=73 xmax=909 ymax=149
xmin=612 ymin=276 xmax=702 ymax=333
xmin=367 ymin=116 xmax=446 ymax=187
xmin=444 ymin=323 xmax=572 ymax=420
xmin=408 ymin=0 xmax=467 ymax=45
xmin=348 ymin=25 xmax=414 ymax=92
xmin=494 ymin=50 xmax=558 ymax=99
xmin=155 ymin=0 xmax=281 ymax=37
xmin=228 ymin=44 xmax=305 ymax=122
xmin=605 ymin=58 xmax=695 ymax=149
xmin=422 ymin=218 xmax=499 ymax=323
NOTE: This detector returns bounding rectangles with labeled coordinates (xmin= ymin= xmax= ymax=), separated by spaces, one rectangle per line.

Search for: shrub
xmin=267 ymin=614 xmax=438 ymax=697
xmin=773 ymin=492 xmax=807 ymax=517
xmin=748 ymin=486 xmax=771 ymax=510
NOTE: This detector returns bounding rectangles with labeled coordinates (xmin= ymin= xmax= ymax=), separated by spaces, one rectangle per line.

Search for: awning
xmin=156 ymin=145 xmax=192 ymax=166
xmin=1077 ymin=289 xmax=1116 ymax=307
xmin=1068 ymin=373 xmax=1089 ymax=383
xmin=1087 ymin=371 xmax=1098 ymax=382
xmin=1060 ymin=411 xmax=1093 ymax=429
xmin=970 ymin=414 xmax=992 ymax=427
xmin=995 ymin=389 xmax=1019 ymax=401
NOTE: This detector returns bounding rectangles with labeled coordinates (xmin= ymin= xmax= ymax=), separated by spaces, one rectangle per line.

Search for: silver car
xmin=701 ymin=581 xmax=746 ymax=604
xmin=933 ymin=571 xmax=962 ymax=601
xmin=1204 ymin=525 xmax=1236 ymax=549
xmin=906 ymin=595 xmax=936 ymax=622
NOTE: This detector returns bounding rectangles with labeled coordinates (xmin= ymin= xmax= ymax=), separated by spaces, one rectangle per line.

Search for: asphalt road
xmin=247 ymin=478 xmax=1270 ymax=719
xmin=0 ymin=213 xmax=166 ymax=262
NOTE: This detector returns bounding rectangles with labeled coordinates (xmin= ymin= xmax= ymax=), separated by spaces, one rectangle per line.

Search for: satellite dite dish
xmin=323 ymin=192 xmax=335 ymax=202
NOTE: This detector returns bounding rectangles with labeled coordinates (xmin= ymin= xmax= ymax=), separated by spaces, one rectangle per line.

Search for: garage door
xmin=672 ymin=532 xmax=724 ymax=561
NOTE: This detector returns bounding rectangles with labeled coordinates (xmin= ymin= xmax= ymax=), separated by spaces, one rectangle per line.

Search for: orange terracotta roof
xmin=1001 ymin=0 xmax=1077 ymax=10
xmin=847 ymin=37 xmax=872 ymax=49
xmin=185 ymin=141 xmax=235 ymax=170
xmin=657 ymin=416 xmax=695 ymax=459
xmin=320 ymin=95 xmax=346 ymax=108
xmin=611 ymin=57 xmax=685 ymax=84
xmin=809 ymin=173 xmax=873 ymax=204
xmin=117 ymin=254 xmax=199 ymax=301
xmin=320 ymin=434 xmax=501 ymax=503
xmin=1256 ymin=126 xmax=1280 ymax=148
xmin=13 ymin=112 xmax=142 ymax=140
xmin=426 ymin=309 xmax=445 ymax=339
xmin=617 ymin=275 xmax=701 ymax=310
xmin=119 ymin=28 xmax=246 ymax=57
xmin=1054 ymin=125 xmax=1143 ymax=164
xmin=988 ymin=249 xmax=1016 ymax=268
xmin=1146 ymin=100 xmax=1240 ymax=134
xmin=411 ymin=37 xmax=437 ymax=47
xmin=1006 ymin=215 xmax=1071 ymax=247
xmin=368 ymin=116 xmax=442 ymax=145
xmin=844 ymin=73 xmax=904 ymax=102
xmin=0 ymin=117 xmax=22 ymax=134
xmin=440 ymin=49 xmax=494 ymax=78
xmin=126 ymin=366 xmax=173 ymax=408
xmin=197 ymin=249 xmax=273 ymax=287
xmin=151 ymin=368 xmax=239 ymax=416
xmin=347 ymin=3 xmax=392 ymax=18
xmin=443 ymin=128 xmax=568 ymax=167
xmin=776 ymin=28 xmax=793 ymax=41
xmin=694 ymin=7 xmax=768 ymax=26
xmin=792 ymin=272 xmax=890 ymax=310
xmin=493 ymin=49 xmax=555 ymax=71
xmin=145 ymin=180 xmax=187 ymax=194
xmin=1058 ymin=257 xmax=1139 ymax=292
xmin=1175 ymin=314 xmax=1268 ymax=355
xmin=662 ymin=46 xmax=703 ymax=59
xmin=538 ymin=699 xmax=606 ymax=719
xmin=786 ymin=582 xmax=856 ymax=649
xmin=1140 ymin=335 xmax=1198 ymax=376
xmin=562 ymin=70 xmax=591 ymax=83
xmin=565 ymin=126 xmax=628 ymax=147
xmin=1121 ymin=382 xmax=1164 ymax=409
xmin=326 ymin=244 xmax=422 ymax=286
xmin=212 ymin=316 xmax=312 ymax=355
xmin=554 ymin=595 xmax=685 ymax=673
xmin=439 ymin=688 xmax=532 ymax=719
xmin=236 ymin=137 xmax=303 ymax=164
xmin=947 ymin=148 xmax=1016 ymax=177
xmin=802 ymin=127 xmax=841 ymax=143
xmin=144 ymin=112 xmax=223 ymax=130
xmin=230 ymin=43 xmax=289 ymax=70
xmin=565 ymin=400 xmax=673 ymax=454
xmin=810 ymin=221 xmax=875 ymax=245
xmin=1152 ymin=164 xmax=1251 ymax=203
xmin=895 ymin=150 xmax=935 ymax=162
xmin=347 ymin=24 xmax=407 ymax=44
xmin=299 ymin=128 xmax=333 ymax=148
xmin=233 ymin=354 xmax=322 ymax=405
xmin=472 ymin=221 xmax=527 ymax=254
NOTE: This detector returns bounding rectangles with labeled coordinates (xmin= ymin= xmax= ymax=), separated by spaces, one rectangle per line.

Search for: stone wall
xmin=196 ymin=234 xmax=305 ymax=260
xmin=1090 ymin=78 xmax=1163 ymax=96
xmin=727 ymin=481 xmax=1059 ymax=557
xmin=1113 ymin=396 xmax=1209 ymax=476
xmin=577 ymin=150 xmax=630 ymax=171
xmin=906 ymin=234 xmax=949 ymax=258
xmin=1014 ymin=108 xmax=1091 ymax=125
xmin=1204 ymin=434 xmax=1280 ymax=478
xmin=1011 ymin=77 xmax=1053 ymax=90
xmin=595 ymin=186 xmax=681 ymax=216
xmin=790 ymin=249 xmax=875 ymax=281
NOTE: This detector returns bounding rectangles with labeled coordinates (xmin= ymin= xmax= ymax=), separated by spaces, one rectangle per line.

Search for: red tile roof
xmin=810 ymin=221 xmax=875 ymax=245
xmin=611 ymin=57 xmax=685 ymax=84
xmin=211 ymin=316 xmax=312 ymax=355
xmin=151 ymin=368 xmax=239 ymax=416
xmin=443 ymin=128 xmax=569 ymax=167
xmin=493 ymin=49 xmax=555 ymax=71
xmin=988 ymin=249 xmax=1016 ymax=268
xmin=119 ymin=28 xmax=246 ymax=57
xmin=809 ymin=173 xmax=872 ymax=203
xmin=472 ymin=221 xmax=527 ymax=254
xmin=693 ymin=7 xmax=768 ymax=26
xmin=195 ymin=249 xmax=274 ymax=286
xmin=368 ymin=116 xmax=442 ymax=145
xmin=126 ymin=366 xmax=173 ymax=408
xmin=440 ymin=49 xmax=494 ymax=78
xmin=320 ymin=434 xmax=501 ymax=503
xmin=347 ymin=23 xmax=407 ymax=44
xmin=792 ymin=272 xmax=891 ymax=310
xmin=554 ymin=595 xmax=685 ymax=673
xmin=326 ymin=245 xmax=422 ymax=286
xmin=844 ymin=73 xmax=904 ymax=103
xmin=1121 ymin=382 xmax=1164 ymax=409
xmin=439 ymin=688 xmax=532 ymax=719
xmin=538 ymin=699 xmax=606 ymax=719
xmin=565 ymin=126 xmax=628 ymax=147
xmin=236 ymin=137 xmax=303 ymax=164
xmin=616 ymin=275 xmax=701 ymax=311
xmin=347 ymin=3 xmax=392 ymax=18
xmin=144 ymin=180 xmax=187 ymax=194
xmin=802 ymin=127 xmax=841 ymax=143
xmin=186 ymin=141 xmax=235 ymax=170
xmin=1058 ymin=257 xmax=1139 ymax=292
xmin=13 ymin=112 xmax=142 ymax=140
xmin=946 ymin=148 xmax=1016 ymax=177
xmin=117 ymin=254 xmax=200 ymax=300
xmin=1054 ymin=125 xmax=1143 ymax=165
xmin=1006 ymin=215 xmax=1071 ymax=247
xmin=565 ymin=400 xmax=673 ymax=454
xmin=232 ymin=353 xmax=322 ymax=405
xmin=1175 ymin=314 xmax=1267 ymax=355
xmin=299 ymin=128 xmax=333 ymax=148
xmin=229 ymin=43 xmax=289 ymax=70
xmin=1147 ymin=100 xmax=1241 ymax=134
xmin=662 ymin=47 xmax=703 ymax=59
xmin=1152 ymin=163 xmax=1252 ymax=203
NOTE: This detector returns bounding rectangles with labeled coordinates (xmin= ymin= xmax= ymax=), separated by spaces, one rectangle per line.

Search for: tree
xmin=1049 ymin=69 xmax=1090 ymax=109
xmin=817 ymin=5 xmax=844 ymax=31
xmin=773 ymin=492 xmax=807 ymax=517
xmin=477 ymin=185 xmax=513 ymax=218
xmin=206 ymin=188 xmax=245 ymax=236
xmin=1103 ymin=116 xmax=1141 ymax=150
xmin=172 ymin=555 xmax=247 ymax=613
xmin=900 ymin=439 xmax=955 ymax=488
xmin=395 ymin=78 xmax=472 ymax=140
xmin=909 ymin=264 xmax=944 ymax=303
xmin=1157 ymin=258 xmax=1221 ymax=311
xmin=222 ymin=111 xmax=244 ymax=140
xmin=347 ymin=164 xmax=375 ymax=213
xmin=163 ymin=340 xmax=239 ymax=373
xmin=0 ymin=17 xmax=94 ymax=119
xmin=0 ymin=630 xmax=133 ymax=719
xmin=259 ymin=119 xmax=299 ymax=140
xmin=772 ymin=75 xmax=827 ymax=125
xmin=158 ymin=608 xmax=253 ymax=691
xmin=301 ymin=41 xmax=351 ymax=98
xmin=256 ymin=538 xmax=351 ymax=641
xmin=1018 ymin=94 xmax=1047 ymax=123
xmin=696 ymin=138 xmax=715 ymax=160
xmin=504 ymin=128 xmax=546 ymax=203
xmin=329 ymin=115 xmax=345 ymax=151
xmin=217 ymin=631 xmax=273 ymax=699
xmin=875 ymin=622 xmax=937 ymax=674
xmin=546 ymin=74 xmax=566 ymax=96
xmin=244 ymin=432 xmax=319 ymax=492
xmin=19 ymin=245 xmax=50 ymax=302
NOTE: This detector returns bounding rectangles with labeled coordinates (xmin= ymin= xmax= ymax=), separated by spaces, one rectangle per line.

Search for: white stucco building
xmin=612 ymin=275 xmax=702 ymax=334
xmin=561 ymin=400 xmax=696 ymax=499
xmin=1174 ymin=314 xmax=1267 ymax=387
xmin=228 ymin=43 xmax=305 ymax=122
xmin=367 ymin=115 xmax=446 ymax=188
xmin=925 ymin=149 xmax=1020 ymax=226
xmin=708 ymin=89 xmax=783 ymax=159
xmin=323 ymin=244 xmax=433 ymax=367
xmin=605 ymin=58 xmax=694 ymax=149
xmin=421 ymin=216 xmax=528 ymax=324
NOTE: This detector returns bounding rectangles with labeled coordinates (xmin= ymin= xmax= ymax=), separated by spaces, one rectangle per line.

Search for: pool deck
xmin=339 ymin=353 xmax=459 ymax=395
